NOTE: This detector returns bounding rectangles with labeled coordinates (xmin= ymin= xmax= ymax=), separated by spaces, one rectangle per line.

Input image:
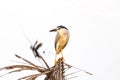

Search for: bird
xmin=49 ymin=25 xmax=70 ymax=64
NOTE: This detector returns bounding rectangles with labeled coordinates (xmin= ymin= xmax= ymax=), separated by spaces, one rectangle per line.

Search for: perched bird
xmin=49 ymin=25 xmax=70 ymax=63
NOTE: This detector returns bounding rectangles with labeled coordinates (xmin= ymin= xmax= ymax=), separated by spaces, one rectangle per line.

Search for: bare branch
xmin=64 ymin=63 xmax=93 ymax=75
xmin=18 ymin=71 xmax=50 ymax=80
xmin=18 ymin=73 xmax=42 ymax=80
xmin=65 ymin=71 xmax=80 ymax=77
xmin=0 ymin=65 xmax=44 ymax=77
xmin=0 ymin=65 xmax=37 ymax=71
xmin=15 ymin=54 xmax=46 ymax=72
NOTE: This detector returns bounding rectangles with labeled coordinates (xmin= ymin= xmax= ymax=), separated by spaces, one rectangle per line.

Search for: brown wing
xmin=55 ymin=33 xmax=60 ymax=50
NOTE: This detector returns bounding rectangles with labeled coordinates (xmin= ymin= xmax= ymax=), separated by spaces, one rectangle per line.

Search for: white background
xmin=0 ymin=0 xmax=120 ymax=80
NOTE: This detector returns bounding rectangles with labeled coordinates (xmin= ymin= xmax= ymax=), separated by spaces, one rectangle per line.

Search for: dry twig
xmin=0 ymin=41 xmax=92 ymax=80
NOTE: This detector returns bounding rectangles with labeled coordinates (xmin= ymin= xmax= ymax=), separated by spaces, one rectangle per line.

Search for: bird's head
xmin=49 ymin=25 xmax=68 ymax=33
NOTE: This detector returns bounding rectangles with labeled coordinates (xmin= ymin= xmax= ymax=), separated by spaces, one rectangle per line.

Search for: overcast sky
xmin=0 ymin=0 xmax=120 ymax=80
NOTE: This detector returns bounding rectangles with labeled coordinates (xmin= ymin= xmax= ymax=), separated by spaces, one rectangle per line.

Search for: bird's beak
xmin=49 ymin=28 xmax=58 ymax=32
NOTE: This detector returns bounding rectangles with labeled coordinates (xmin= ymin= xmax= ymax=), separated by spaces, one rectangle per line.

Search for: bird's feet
xmin=61 ymin=56 xmax=65 ymax=62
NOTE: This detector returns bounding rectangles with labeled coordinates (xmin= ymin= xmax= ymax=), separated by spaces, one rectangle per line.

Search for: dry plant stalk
xmin=0 ymin=41 xmax=92 ymax=80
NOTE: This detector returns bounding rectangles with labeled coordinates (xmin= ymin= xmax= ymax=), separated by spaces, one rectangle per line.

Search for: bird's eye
xmin=57 ymin=27 xmax=61 ymax=29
